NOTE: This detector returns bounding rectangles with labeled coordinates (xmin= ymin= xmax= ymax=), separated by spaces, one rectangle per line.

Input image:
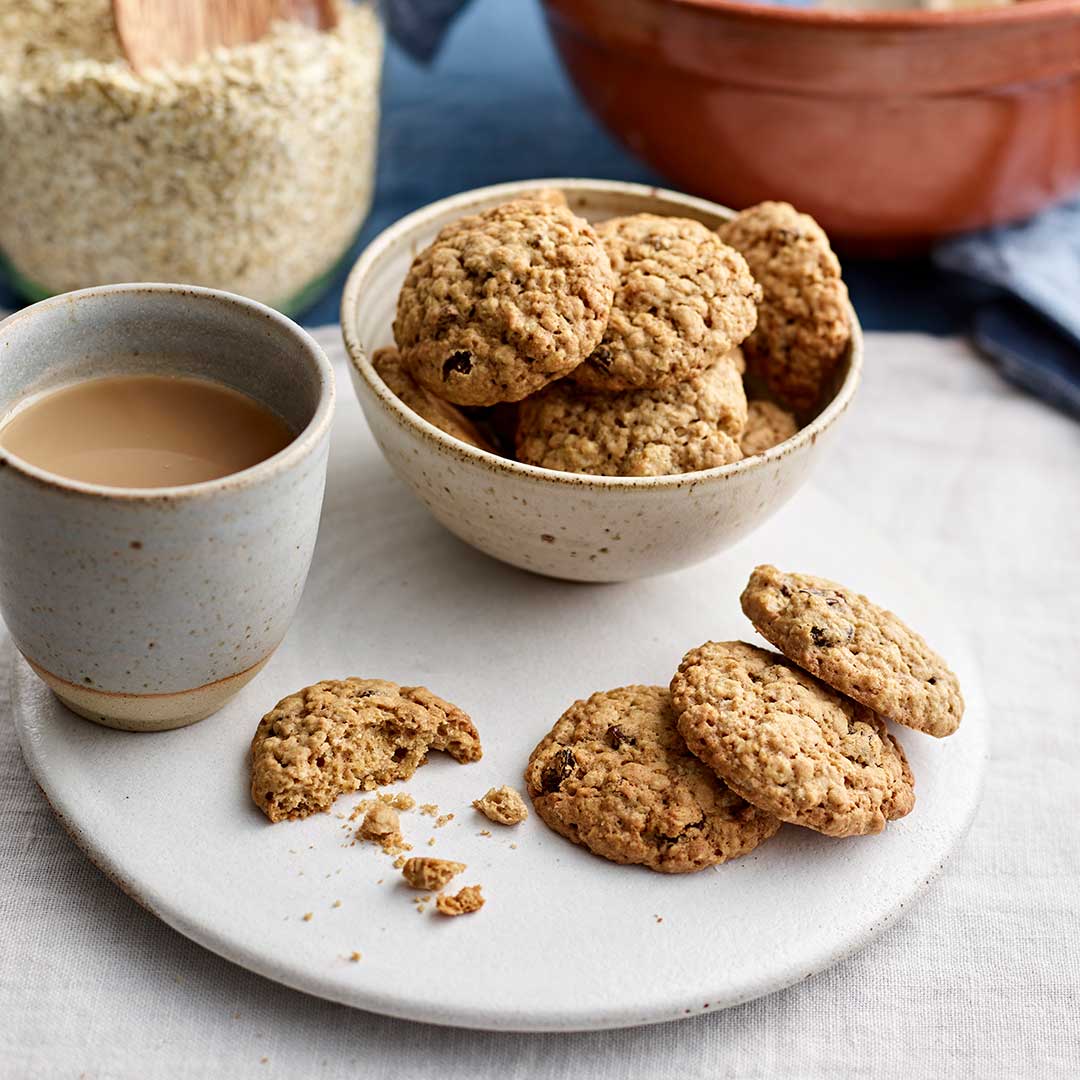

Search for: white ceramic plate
xmin=11 ymin=373 xmax=986 ymax=1031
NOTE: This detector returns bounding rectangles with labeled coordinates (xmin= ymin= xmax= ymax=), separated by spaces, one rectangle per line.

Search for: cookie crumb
xmin=509 ymin=843 xmax=518 ymax=850
xmin=302 ymin=912 xmax=313 ymax=922
xmin=472 ymin=785 xmax=529 ymax=825
xmin=349 ymin=951 xmax=362 ymax=962
xmin=435 ymin=885 xmax=485 ymax=917
xmin=357 ymin=802 xmax=411 ymax=855
xmin=401 ymin=857 xmax=466 ymax=891
xmin=426 ymin=837 xmax=436 ymax=847
xmin=419 ymin=803 xmax=439 ymax=817
xmin=479 ymin=830 xmax=492 ymax=837
xmin=379 ymin=791 xmax=416 ymax=812
xmin=392 ymin=855 xmax=407 ymax=869
xmin=332 ymin=900 xmax=342 ymax=909
xmin=435 ymin=813 xmax=454 ymax=828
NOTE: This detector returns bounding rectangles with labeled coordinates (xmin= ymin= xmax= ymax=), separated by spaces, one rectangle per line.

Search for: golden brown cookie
xmin=516 ymin=354 xmax=746 ymax=477
xmin=393 ymin=199 xmax=614 ymax=406
xmin=740 ymin=564 xmax=964 ymax=738
xmin=739 ymin=400 xmax=799 ymax=457
xmin=251 ymin=678 xmax=482 ymax=823
xmin=670 ymin=641 xmax=914 ymax=837
xmin=718 ymin=202 xmax=850 ymax=413
xmin=372 ymin=346 xmax=496 ymax=452
xmin=571 ymin=214 xmax=760 ymax=391
xmin=472 ymin=785 xmax=529 ymax=825
xmin=524 ymin=685 xmax=780 ymax=873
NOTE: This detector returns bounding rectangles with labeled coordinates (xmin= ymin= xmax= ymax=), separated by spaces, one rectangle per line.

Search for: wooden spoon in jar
xmin=113 ymin=0 xmax=339 ymax=74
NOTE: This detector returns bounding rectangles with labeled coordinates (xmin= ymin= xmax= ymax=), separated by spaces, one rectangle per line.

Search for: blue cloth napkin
xmin=934 ymin=202 xmax=1080 ymax=420
xmin=382 ymin=0 xmax=471 ymax=60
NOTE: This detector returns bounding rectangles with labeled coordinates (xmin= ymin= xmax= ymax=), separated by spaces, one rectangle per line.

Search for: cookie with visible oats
xmin=740 ymin=400 xmax=799 ymax=457
xmin=718 ymin=202 xmax=850 ymax=413
xmin=251 ymin=679 xmax=482 ymax=823
xmin=740 ymin=564 xmax=964 ymax=738
xmin=670 ymin=641 xmax=914 ymax=837
xmin=394 ymin=199 xmax=614 ymax=406
xmin=571 ymin=214 xmax=760 ymax=391
xmin=372 ymin=347 xmax=496 ymax=452
xmin=516 ymin=354 xmax=747 ymax=477
xmin=524 ymin=685 xmax=780 ymax=873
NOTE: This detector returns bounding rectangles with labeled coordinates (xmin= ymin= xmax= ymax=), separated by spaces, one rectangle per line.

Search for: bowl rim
xmin=661 ymin=0 xmax=1080 ymax=31
xmin=340 ymin=177 xmax=863 ymax=491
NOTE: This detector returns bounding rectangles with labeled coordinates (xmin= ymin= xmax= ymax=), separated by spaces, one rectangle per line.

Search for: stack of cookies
xmin=524 ymin=565 xmax=964 ymax=873
xmin=376 ymin=191 xmax=851 ymax=477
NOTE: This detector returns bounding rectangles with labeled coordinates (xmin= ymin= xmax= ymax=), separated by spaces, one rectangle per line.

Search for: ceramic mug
xmin=0 ymin=284 xmax=335 ymax=731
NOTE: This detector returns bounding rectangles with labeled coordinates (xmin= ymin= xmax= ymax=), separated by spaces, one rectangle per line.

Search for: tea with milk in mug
xmin=0 ymin=374 xmax=294 ymax=488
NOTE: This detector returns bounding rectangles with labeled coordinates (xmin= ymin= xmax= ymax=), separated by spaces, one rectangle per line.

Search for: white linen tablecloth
xmin=2 ymin=330 xmax=1078 ymax=1079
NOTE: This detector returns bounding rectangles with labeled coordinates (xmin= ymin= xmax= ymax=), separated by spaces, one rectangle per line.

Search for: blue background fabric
xmin=2 ymin=0 xmax=1077 ymax=415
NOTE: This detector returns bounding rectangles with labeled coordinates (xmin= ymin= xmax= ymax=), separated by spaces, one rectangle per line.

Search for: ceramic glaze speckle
xmin=341 ymin=179 xmax=862 ymax=583
xmin=0 ymin=284 xmax=335 ymax=730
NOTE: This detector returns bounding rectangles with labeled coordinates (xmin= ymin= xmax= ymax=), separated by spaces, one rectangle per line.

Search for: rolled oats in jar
xmin=0 ymin=0 xmax=383 ymax=312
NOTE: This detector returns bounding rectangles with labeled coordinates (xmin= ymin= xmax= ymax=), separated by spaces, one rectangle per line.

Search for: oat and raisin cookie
xmin=393 ymin=199 xmax=614 ymax=407
xmin=524 ymin=685 xmax=780 ymax=873
xmin=571 ymin=214 xmax=760 ymax=391
xmin=670 ymin=641 xmax=914 ymax=837
xmin=516 ymin=354 xmax=747 ymax=477
xmin=718 ymin=202 xmax=850 ymax=413
xmin=372 ymin=346 xmax=496 ymax=452
xmin=251 ymin=679 xmax=482 ymax=823
xmin=740 ymin=565 xmax=963 ymax=738
xmin=740 ymin=400 xmax=799 ymax=457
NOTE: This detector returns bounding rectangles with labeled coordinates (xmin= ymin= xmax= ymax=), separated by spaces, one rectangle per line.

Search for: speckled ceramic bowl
xmin=341 ymin=179 xmax=862 ymax=583
xmin=0 ymin=284 xmax=335 ymax=730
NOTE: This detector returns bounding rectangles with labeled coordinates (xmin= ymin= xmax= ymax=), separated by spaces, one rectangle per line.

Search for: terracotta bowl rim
xmin=341 ymin=177 xmax=863 ymax=492
xmin=662 ymin=0 xmax=1080 ymax=30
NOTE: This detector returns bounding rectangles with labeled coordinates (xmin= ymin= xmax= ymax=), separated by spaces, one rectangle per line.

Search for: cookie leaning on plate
xmin=251 ymin=678 xmax=482 ymax=822
xmin=670 ymin=641 xmax=914 ymax=837
xmin=393 ymin=199 xmax=615 ymax=407
xmin=740 ymin=565 xmax=964 ymax=738
xmin=571 ymin=214 xmax=760 ymax=392
xmin=524 ymin=684 xmax=780 ymax=873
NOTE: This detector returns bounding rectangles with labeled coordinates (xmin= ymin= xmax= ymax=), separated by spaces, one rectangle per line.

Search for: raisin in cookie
xmin=740 ymin=564 xmax=963 ymax=738
xmin=373 ymin=346 xmax=496 ymax=452
xmin=571 ymin=214 xmax=760 ymax=391
xmin=524 ymin=685 xmax=780 ymax=873
xmin=394 ymin=199 xmax=614 ymax=407
xmin=670 ymin=641 xmax=914 ymax=837
xmin=740 ymin=400 xmax=799 ymax=457
xmin=516 ymin=353 xmax=746 ymax=477
xmin=251 ymin=678 xmax=482 ymax=823
xmin=718 ymin=202 xmax=850 ymax=413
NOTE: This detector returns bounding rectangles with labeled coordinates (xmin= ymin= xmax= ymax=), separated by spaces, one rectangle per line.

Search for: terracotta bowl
xmin=341 ymin=179 xmax=862 ymax=583
xmin=541 ymin=0 xmax=1080 ymax=251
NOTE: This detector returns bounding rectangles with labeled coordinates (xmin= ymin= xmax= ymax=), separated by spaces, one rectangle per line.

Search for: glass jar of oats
xmin=0 ymin=0 xmax=382 ymax=314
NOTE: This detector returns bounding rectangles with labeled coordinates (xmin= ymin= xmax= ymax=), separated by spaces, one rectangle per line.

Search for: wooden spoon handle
xmin=113 ymin=0 xmax=339 ymax=75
